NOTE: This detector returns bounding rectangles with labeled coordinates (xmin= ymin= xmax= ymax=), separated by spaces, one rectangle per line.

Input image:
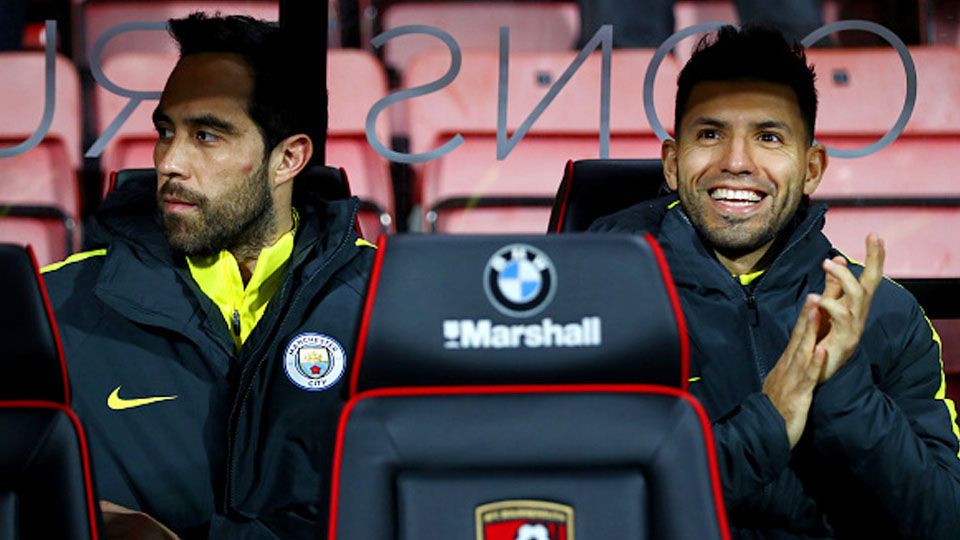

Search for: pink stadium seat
xmin=809 ymin=46 xmax=960 ymax=277
xmin=404 ymin=48 xmax=678 ymax=233
xmin=77 ymin=1 xmax=279 ymax=66
xmin=0 ymin=52 xmax=83 ymax=266
xmin=381 ymin=2 xmax=579 ymax=75
xmin=327 ymin=49 xmax=394 ymax=235
xmin=93 ymin=48 xmax=394 ymax=233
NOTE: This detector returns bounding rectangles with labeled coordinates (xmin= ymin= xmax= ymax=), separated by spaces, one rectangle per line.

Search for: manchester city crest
xmin=283 ymin=333 xmax=346 ymax=391
xmin=484 ymin=244 xmax=557 ymax=318
xmin=475 ymin=500 xmax=574 ymax=540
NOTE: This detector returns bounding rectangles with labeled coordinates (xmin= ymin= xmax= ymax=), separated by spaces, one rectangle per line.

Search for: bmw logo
xmin=484 ymin=244 xmax=557 ymax=317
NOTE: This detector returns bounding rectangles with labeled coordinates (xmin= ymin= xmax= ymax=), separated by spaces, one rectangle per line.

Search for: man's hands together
xmin=763 ymin=234 xmax=885 ymax=448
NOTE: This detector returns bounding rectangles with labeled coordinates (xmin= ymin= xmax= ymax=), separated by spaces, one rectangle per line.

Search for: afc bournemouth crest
xmin=483 ymin=244 xmax=557 ymax=318
xmin=283 ymin=333 xmax=346 ymax=391
xmin=475 ymin=500 xmax=574 ymax=540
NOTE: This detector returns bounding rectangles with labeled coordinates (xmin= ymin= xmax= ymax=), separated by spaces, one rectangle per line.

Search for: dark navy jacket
xmin=43 ymin=175 xmax=375 ymax=539
xmin=591 ymin=194 xmax=960 ymax=539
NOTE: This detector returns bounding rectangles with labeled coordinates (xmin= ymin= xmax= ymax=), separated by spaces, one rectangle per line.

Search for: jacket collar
xmin=88 ymin=172 xmax=361 ymax=354
xmin=657 ymin=198 xmax=831 ymax=297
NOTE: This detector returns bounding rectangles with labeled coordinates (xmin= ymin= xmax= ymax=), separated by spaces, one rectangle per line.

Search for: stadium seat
xmin=329 ymin=234 xmax=729 ymax=540
xmin=100 ymin=165 xmax=368 ymax=241
xmin=809 ymin=46 xmax=960 ymax=277
xmin=404 ymin=49 xmax=679 ymax=233
xmin=77 ymin=1 xmax=279 ymax=66
xmin=549 ymin=158 xmax=666 ymax=232
xmin=0 ymin=244 xmax=100 ymax=539
xmin=92 ymin=48 xmax=393 ymax=236
xmin=0 ymin=52 xmax=83 ymax=266
xmin=380 ymin=2 xmax=579 ymax=76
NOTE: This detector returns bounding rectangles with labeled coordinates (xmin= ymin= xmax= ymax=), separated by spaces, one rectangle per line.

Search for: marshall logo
xmin=475 ymin=500 xmax=574 ymax=540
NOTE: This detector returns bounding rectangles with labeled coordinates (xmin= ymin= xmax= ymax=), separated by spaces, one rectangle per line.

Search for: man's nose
xmin=720 ymin=135 xmax=757 ymax=176
xmin=154 ymin=135 xmax=189 ymax=180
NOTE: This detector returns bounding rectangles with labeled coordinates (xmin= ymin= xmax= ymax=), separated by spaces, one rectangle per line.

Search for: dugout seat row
xmin=0 ymin=244 xmax=100 ymax=539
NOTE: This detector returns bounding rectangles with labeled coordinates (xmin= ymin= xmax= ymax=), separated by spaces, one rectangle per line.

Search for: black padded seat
xmin=329 ymin=234 xmax=729 ymax=540
xmin=0 ymin=244 xmax=100 ymax=540
xmin=549 ymin=159 xmax=666 ymax=233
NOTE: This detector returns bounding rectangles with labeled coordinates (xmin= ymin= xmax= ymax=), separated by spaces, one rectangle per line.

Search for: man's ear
xmin=662 ymin=138 xmax=679 ymax=191
xmin=803 ymin=142 xmax=827 ymax=196
xmin=270 ymin=134 xmax=313 ymax=187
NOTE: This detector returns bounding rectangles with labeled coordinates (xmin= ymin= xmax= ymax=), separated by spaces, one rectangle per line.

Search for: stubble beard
xmin=160 ymin=161 xmax=277 ymax=259
xmin=679 ymin=185 xmax=799 ymax=260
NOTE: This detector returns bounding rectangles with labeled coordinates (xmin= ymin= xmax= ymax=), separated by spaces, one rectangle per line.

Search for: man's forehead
xmin=682 ymin=80 xmax=803 ymax=122
xmin=158 ymin=53 xmax=255 ymax=116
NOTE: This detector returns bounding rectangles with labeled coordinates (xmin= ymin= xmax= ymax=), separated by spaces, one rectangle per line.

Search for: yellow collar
xmin=187 ymin=210 xmax=298 ymax=348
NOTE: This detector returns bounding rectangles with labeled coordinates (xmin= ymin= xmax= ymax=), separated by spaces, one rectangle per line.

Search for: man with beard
xmin=42 ymin=13 xmax=375 ymax=539
xmin=591 ymin=26 xmax=960 ymax=538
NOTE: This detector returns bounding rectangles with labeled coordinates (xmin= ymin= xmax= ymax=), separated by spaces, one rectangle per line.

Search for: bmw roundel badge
xmin=483 ymin=243 xmax=557 ymax=318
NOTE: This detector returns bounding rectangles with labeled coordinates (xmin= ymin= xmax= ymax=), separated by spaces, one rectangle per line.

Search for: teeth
xmin=711 ymin=188 xmax=762 ymax=202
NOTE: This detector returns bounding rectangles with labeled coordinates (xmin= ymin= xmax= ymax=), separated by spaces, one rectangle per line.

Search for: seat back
xmin=549 ymin=158 xmax=666 ymax=232
xmin=330 ymin=235 xmax=729 ymax=540
xmin=0 ymin=52 xmax=83 ymax=265
xmin=810 ymin=46 xmax=960 ymax=278
xmin=0 ymin=244 xmax=100 ymax=539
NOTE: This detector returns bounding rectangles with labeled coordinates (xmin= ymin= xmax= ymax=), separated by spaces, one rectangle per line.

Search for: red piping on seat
xmin=348 ymin=234 xmax=388 ymax=397
xmin=328 ymin=384 xmax=729 ymax=540
xmin=644 ymin=233 xmax=690 ymax=391
xmin=27 ymin=245 xmax=70 ymax=405
xmin=552 ymin=160 xmax=575 ymax=233
xmin=0 ymin=400 xmax=100 ymax=540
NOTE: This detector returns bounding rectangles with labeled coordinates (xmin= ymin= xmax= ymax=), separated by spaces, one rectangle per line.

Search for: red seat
xmin=77 ymin=1 xmax=279 ymax=66
xmin=810 ymin=46 xmax=960 ymax=277
xmin=381 ymin=1 xmax=579 ymax=75
xmin=0 ymin=52 xmax=83 ymax=266
xmin=405 ymin=49 xmax=678 ymax=232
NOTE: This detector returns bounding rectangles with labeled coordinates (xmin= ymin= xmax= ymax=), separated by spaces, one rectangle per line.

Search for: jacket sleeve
xmin=711 ymin=391 xmax=794 ymax=506
xmin=809 ymin=283 xmax=960 ymax=539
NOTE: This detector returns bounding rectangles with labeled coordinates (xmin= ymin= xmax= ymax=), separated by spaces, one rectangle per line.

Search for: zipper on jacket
xmin=231 ymin=309 xmax=241 ymax=338
xmin=222 ymin=201 xmax=361 ymax=515
xmin=746 ymin=294 xmax=759 ymax=326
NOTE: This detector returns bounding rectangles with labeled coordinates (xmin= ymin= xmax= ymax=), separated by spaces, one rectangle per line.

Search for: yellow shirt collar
xmin=187 ymin=210 xmax=298 ymax=349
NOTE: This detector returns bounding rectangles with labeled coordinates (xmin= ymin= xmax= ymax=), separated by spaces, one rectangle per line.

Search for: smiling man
xmin=591 ymin=26 xmax=960 ymax=539
xmin=42 ymin=13 xmax=374 ymax=539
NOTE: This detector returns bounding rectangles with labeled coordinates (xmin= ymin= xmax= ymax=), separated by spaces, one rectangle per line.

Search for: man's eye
xmin=759 ymin=132 xmax=783 ymax=143
xmin=196 ymin=130 xmax=219 ymax=143
xmin=155 ymin=126 xmax=173 ymax=139
xmin=697 ymin=129 xmax=720 ymax=140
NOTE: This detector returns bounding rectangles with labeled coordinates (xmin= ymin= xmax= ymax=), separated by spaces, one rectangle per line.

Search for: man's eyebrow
xmin=151 ymin=109 xmax=170 ymax=126
xmin=690 ymin=117 xmax=727 ymax=129
xmin=184 ymin=114 xmax=240 ymax=135
xmin=149 ymin=110 xmax=240 ymax=135
xmin=754 ymin=120 xmax=793 ymax=133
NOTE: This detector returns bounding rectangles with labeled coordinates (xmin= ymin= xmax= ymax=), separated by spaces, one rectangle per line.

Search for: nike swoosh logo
xmin=107 ymin=385 xmax=178 ymax=410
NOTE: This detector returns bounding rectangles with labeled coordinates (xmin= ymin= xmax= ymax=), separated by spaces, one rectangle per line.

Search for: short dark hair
xmin=673 ymin=25 xmax=817 ymax=144
xmin=168 ymin=13 xmax=326 ymax=167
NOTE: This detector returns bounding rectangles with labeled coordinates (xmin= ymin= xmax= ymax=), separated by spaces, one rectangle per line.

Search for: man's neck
xmin=232 ymin=210 xmax=295 ymax=285
xmin=714 ymin=239 xmax=777 ymax=277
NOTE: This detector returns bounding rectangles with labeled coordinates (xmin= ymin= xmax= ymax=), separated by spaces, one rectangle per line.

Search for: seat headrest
xmin=549 ymin=159 xmax=666 ymax=232
xmin=110 ymin=165 xmax=352 ymax=201
xmin=0 ymin=244 xmax=68 ymax=403
xmin=350 ymin=234 xmax=689 ymax=395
